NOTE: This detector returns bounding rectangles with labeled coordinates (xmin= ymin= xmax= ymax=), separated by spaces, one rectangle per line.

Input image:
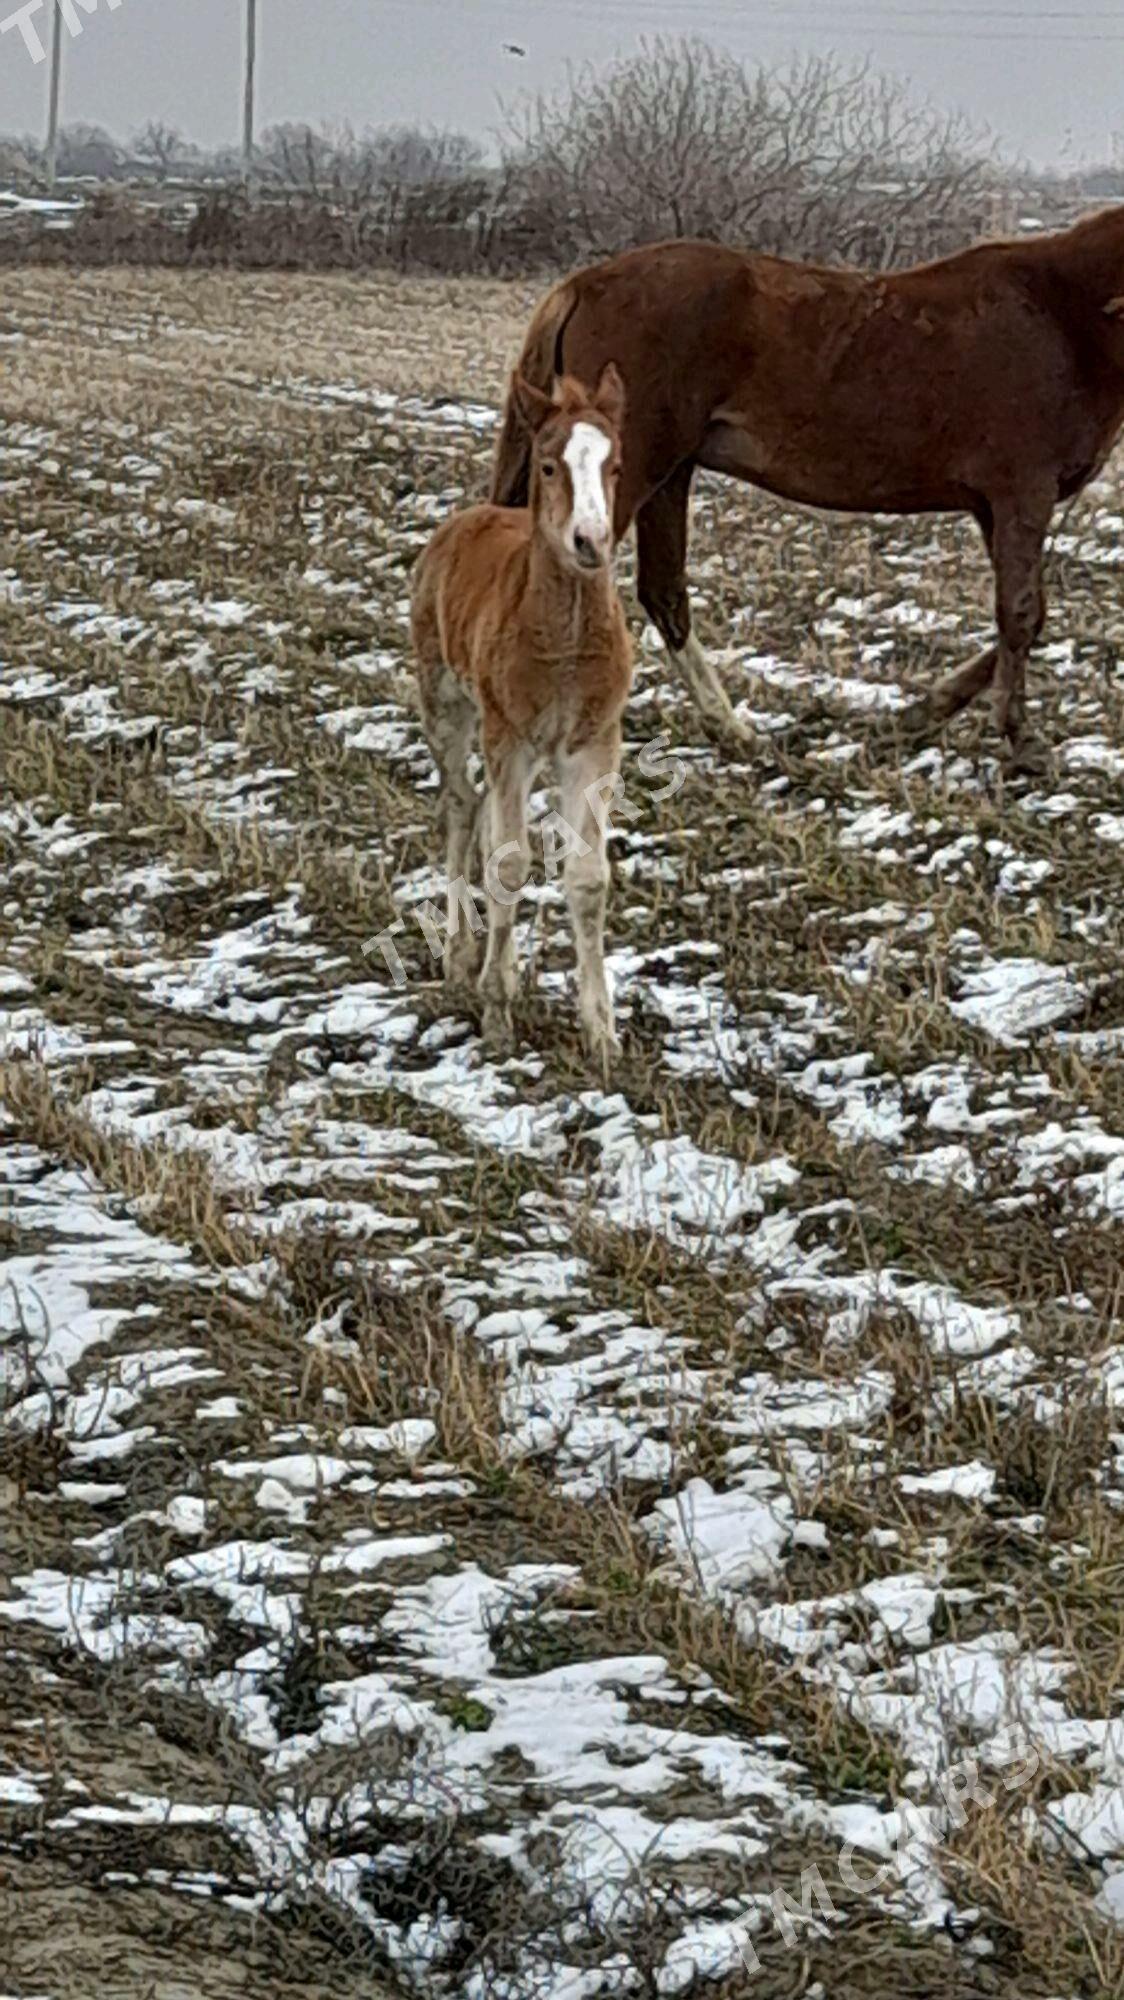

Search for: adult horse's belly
xmin=697 ymin=413 xmax=970 ymax=517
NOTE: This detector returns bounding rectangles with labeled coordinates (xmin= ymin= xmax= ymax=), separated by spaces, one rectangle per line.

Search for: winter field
xmin=2 ymin=266 xmax=1124 ymax=1999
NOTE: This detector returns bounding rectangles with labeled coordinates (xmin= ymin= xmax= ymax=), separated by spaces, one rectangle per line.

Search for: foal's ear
xmin=593 ymin=361 xmax=626 ymax=433
xmin=1105 ymin=295 xmax=1124 ymax=319
xmin=511 ymin=371 xmax=556 ymax=433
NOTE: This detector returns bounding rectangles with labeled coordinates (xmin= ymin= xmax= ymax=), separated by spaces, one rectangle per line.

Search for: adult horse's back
xmin=492 ymin=214 xmax=1124 ymax=759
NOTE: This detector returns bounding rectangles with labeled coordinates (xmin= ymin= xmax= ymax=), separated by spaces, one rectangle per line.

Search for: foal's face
xmin=536 ymin=412 xmax=619 ymax=572
xmin=513 ymin=365 xmax=626 ymax=576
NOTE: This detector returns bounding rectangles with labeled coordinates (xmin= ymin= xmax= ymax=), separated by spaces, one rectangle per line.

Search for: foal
xmin=410 ymin=365 xmax=631 ymax=1069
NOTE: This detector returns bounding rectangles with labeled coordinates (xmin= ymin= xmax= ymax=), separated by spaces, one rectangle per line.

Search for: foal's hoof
xmin=482 ymin=1001 xmax=515 ymax=1053
xmin=444 ymin=944 xmax=483 ymax=998
xmin=583 ymin=1027 xmax=620 ymax=1079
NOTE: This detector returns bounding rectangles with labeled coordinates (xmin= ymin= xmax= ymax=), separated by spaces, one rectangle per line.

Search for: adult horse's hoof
xmin=859 ymin=699 xmax=938 ymax=763
xmin=890 ymin=698 xmax=947 ymax=753
xmin=699 ymin=708 xmax=760 ymax=757
xmin=1003 ymin=733 xmax=1051 ymax=779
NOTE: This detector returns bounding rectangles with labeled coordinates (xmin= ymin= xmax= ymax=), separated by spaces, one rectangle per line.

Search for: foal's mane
xmin=551 ymin=375 xmax=598 ymax=416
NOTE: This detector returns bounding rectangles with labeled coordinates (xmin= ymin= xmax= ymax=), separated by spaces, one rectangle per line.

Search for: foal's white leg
xmin=479 ymin=739 xmax=536 ymax=1048
xmin=556 ymin=730 xmax=621 ymax=1073
xmin=422 ymin=675 xmax=482 ymax=988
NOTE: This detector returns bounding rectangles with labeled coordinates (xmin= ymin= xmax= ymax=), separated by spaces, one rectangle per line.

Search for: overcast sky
xmin=0 ymin=0 xmax=1120 ymax=170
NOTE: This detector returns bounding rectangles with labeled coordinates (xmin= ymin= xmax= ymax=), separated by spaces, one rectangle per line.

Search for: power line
xmin=607 ymin=2 xmax=1124 ymax=15
xmin=391 ymin=0 xmax=1124 ymax=13
xmin=395 ymin=0 xmax=1124 ymax=36
xmin=772 ymin=4 xmax=1124 ymax=12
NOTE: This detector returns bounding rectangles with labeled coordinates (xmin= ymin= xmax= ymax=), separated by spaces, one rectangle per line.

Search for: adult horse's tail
xmin=490 ymin=275 xmax=579 ymax=506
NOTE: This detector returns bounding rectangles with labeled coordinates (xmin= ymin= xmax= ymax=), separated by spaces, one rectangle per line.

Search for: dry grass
xmin=0 ymin=266 xmax=538 ymax=424
xmin=0 ymin=1056 xmax=261 ymax=1266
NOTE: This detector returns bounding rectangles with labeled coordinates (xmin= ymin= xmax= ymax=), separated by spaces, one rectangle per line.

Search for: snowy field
xmin=2 ymin=266 xmax=1124 ymax=1999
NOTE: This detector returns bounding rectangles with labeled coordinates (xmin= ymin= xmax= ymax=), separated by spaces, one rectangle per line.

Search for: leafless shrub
xmin=55 ymin=121 xmax=125 ymax=180
xmin=507 ymin=38 xmax=1009 ymax=269
xmin=0 ymin=134 xmax=39 ymax=182
xmin=253 ymin=121 xmax=484 ymax=198
xmin=176 ymin=123 xmax=499 ymax=273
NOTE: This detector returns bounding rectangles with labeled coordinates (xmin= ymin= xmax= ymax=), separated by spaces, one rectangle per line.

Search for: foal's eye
xmin=540 ymin=461 xmax=556 ymax=479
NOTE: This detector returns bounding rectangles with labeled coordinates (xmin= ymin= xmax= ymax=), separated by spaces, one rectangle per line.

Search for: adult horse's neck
xmin=1047 ymin=204 xmax=1124 ymax=306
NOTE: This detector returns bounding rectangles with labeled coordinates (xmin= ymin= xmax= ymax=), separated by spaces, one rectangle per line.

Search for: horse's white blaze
xmin=563 ymin=422 xmax=612 ymax=550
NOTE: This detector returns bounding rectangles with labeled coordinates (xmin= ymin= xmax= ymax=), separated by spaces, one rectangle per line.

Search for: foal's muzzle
xmin=573 ymin=531 xmax=607 ymax=571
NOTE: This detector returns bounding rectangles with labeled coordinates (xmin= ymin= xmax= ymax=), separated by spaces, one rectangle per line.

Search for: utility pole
xmin=45 ymin=0 xmax=64 ymax=190
xmin=242 ymin=0 xmax=257 ymax=186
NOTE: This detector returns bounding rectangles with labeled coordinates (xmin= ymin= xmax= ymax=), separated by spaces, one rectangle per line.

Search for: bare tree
xmin=507 ymin=39 xmax=1005 ymax=270
xmin=133 ymin=121 xmax=184 ymax=182
xmin=360 ymin=125 xmax=485 ymax=188
xmin=359 ymin=126 xmax=489 ymax=266
xmin=55 ymin=123 xmax=123 ymax=181
xmin=245 ymin=120 xmax=490 ymax=265
xmin=253 ymin=121 xmax=484 ymax=197
xmin=257 ymin=121 xmax=338 ymax=193
xmin=0 ymin=135 xmax=39 ymax=186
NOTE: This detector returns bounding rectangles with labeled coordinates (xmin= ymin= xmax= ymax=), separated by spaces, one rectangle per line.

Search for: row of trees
xmin=0 ymin=41 xmax=1115 ymax=275
xmin=0 ymin=118 xmax=486 ymax=190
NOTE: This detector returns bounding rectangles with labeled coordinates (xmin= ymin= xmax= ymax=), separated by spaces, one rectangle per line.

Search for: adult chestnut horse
xmin=491 ymin=208 xmax=1124 ymax=761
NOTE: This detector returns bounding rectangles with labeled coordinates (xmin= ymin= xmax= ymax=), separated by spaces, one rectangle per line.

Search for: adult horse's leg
xmin=888 ymin=643 xmax=1001 ymax=757
xmin=918 ymin=647 xmax=1000 ymax=726
xmin=635 ymin=462 xmax=753 ymax=750
xmin=883 ymin=501 xmax=995 ymax=743
xmin=988 ymin=495 xmax=1051 ymax=766
xmin=889 ymin=500 xmax=1045 ymax=753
